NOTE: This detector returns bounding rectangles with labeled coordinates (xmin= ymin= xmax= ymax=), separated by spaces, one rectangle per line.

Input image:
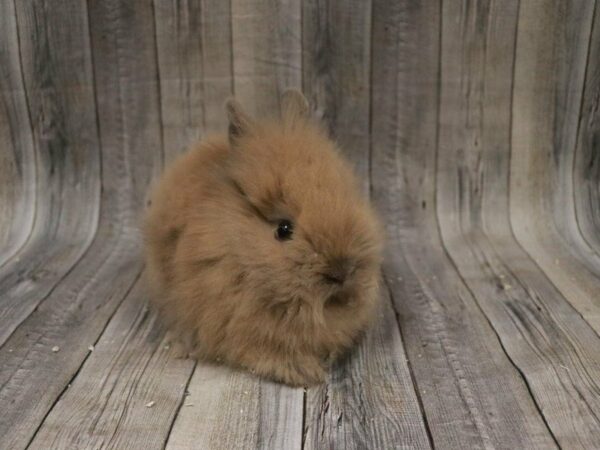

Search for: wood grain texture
xmin=29 ymin=279 xmax=195 ymax=450
xmin=510 ymin=0 xmax=600 ymax=335
xmin=574 ymin=2 xmax=600 ymax=254
xmin=167 ymin=365 xmax=303 ymax=449
xmin=371 ymin=1 xmax=557 ymax=448
xmin=153 ymin=0 xmax=233 ymax=162
xmin=88 ymin=0 xmax=165 ymax=200
xmin=303 ymin=290 xmax=431 ymax=450
xmin=231 ymin=0 xmax=301 ymax=115
xmin=436 ymin=0 xmax=600 ymax=447
xmin=0 ymin=1 xmax=163 ymax=448
xmin=0 ymin=0 xmax=101 ymax=348
xmin=302 ymin=0 xmax=371 ymax=191
xmin=0 ymin=0 xmax=35 ymax=266
xmin=0 ymin=253 xmax=143 ymax=450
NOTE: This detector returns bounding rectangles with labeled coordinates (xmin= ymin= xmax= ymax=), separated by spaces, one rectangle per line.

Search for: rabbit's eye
xmin=275 ymin=220 xmax=294 ymax=241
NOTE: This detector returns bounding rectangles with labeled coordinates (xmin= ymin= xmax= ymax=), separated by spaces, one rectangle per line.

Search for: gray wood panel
xmin=0 ymin=0 xmax=163 ymax=447
xmin=231 ymin=0 xmax=301 ymax=115
xmin=167 ymin=366 xmax=303 ymax=449
xmin=302 ymin=0 xmax=372 ymax=191
xmin=88 ymin=0 xmax=164 ymax=205
xmin=0 ymin=0 xmax=101 ymax=349
xmin=574 ymin=1 xmax=600 ymax=257
xmin=29 ymin=278 xmax=195 ymax=450
xmin=0 ymin=0 xmax=35 ymax=266
xmin=437 ymin=0 xmax=600 ymax=447
xmin=1 ymin=0 xmax=600 ymax=448
xmin=371 ymin=1 xmax=557 ymax=448
xmin=153 ymin=0 xmax=233 ymax=162
xmin=303 ymin=290 xmax=431 ymax=450
xmin=511 ymin=0 xmax=600 ymax=335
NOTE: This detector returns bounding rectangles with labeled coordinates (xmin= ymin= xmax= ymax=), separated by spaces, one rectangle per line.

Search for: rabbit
xmin=143 ymin=89 xmax=383 ymax=386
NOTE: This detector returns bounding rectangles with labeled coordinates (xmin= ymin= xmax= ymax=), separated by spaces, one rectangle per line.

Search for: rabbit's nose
xmin=323 ymin=258 xmax=353 ymax=285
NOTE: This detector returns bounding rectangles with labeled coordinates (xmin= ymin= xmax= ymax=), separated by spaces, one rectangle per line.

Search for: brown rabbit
xmin=144 ymin=90 xmax=383 ymax=386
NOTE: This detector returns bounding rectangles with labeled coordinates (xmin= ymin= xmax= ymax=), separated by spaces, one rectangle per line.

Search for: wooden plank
xmin=302 ymin=0 xmax=371 ymax=191
xmin=303 ymin=290 xmax=431 ymax=449
xmin=195 ymin=0 xmax=233 ymax=134
xmin=574 ymin=2 xmax=600 ymax=254
xmin=28 ymin=279 xmax=195 ymax=450
xmin=371 ymin=0 xmax=557 ymax=448
xmin=0 ymin=0 xmax=164 ymax=447
xmin=167 ymin=366 xmax=303 ymax=449
xmin=436 ymin=0 xmax=600 ymax=447
xmin=0 ymin=0 xmax=102 ymax=348
xmin=231 ymin=0 xmax=301 ymax=115
xmin=0 ymin=256 xmax=144 ymax=450
xmin=153 ymin=0 xmax=233 ymax=162
xmin=510 ymin=0 xmax=600 ymax=334
xmin=88 ymin=0 xmax=164 ymax=194
xmin=0 ymin=0 xmax=35 ymax=266
xmin=434 ymin=234 xmax=600 ymax=448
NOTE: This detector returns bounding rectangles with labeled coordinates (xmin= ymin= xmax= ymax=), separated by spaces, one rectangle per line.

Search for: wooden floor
xmin=2 ymin=0 xmax=600 ymax=448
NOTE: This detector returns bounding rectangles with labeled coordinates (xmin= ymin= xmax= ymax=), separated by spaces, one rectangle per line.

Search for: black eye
xmin=275 ymin=219 xmax=294 ymax=241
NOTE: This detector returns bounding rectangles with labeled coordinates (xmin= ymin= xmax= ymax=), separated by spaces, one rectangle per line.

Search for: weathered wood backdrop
xmin=1 ymin=0 xmax=600 ymax=448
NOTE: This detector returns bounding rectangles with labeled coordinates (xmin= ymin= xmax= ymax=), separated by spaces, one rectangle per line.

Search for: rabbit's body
xmin=144 ymin=91 xmax=382 ymax=386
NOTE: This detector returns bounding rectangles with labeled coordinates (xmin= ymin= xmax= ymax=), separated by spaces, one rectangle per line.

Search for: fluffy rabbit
xmin=144 ymin=90 xmax=382 ymax=386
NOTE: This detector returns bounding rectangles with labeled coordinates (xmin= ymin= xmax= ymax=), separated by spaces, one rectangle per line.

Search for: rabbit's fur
xmin=144 ymin=90 xmax=382 ymax=386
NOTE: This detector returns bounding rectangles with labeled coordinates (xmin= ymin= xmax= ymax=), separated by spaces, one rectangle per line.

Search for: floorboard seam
xmin=162 ymin=360 xmax=198 ymax=450
xmin=300 ymin=387 xmax=307 ymax=449
xmin=383 ymin=274 xmax=435 ymax=450
xmin=429 ymin=0 xmax=555 ymax=445
xmin=0 ymin=233 xmax=101 ymax=351
xmin=150 ymin=0 xmax=166 ymax=173
xmin=435 ymin=234 xmax=562 ymax=448
xmin=23 ymin=268 xmax=144 ymax=450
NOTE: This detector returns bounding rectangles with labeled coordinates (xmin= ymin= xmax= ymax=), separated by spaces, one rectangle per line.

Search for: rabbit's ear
xmin=281 ymin=89 xmax=309 ymax=125
xmin=225 ymin=98 xmax=254 ymax=146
